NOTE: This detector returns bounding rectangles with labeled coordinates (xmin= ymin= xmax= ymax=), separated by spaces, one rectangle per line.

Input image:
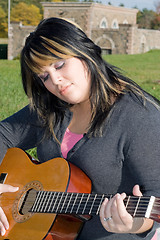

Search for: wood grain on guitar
xmin=0 ymin=148 xmax=160 ymax=239
xmin=0 ymin=148 xmax=91 ymax=240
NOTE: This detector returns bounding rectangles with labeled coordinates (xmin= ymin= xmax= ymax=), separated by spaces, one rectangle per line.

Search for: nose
xmin=49 ymin=70 xmax=62 ymax=85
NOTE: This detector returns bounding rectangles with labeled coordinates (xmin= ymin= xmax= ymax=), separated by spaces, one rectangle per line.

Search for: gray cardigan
xmin=0 ymin=92 xmax=160 ymax=239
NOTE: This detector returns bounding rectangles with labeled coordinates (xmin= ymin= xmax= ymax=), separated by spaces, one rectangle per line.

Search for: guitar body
xmin=0 ymin=148 xmax=91 ymax=240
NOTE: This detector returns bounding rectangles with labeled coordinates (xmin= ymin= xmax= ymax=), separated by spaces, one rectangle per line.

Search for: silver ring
xmin=104 ymin=216 xmax=112 ymax=221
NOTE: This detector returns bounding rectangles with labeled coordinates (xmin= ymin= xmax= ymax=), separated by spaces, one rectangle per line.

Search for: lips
xmin=59 ymin=84 xmax=72 ymax=95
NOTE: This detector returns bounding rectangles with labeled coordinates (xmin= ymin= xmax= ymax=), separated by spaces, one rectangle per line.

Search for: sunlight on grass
xmin=103 ymin=50 xmax=160 ymax=99
xmin=0 ymin=50 xmax=160 ymax=157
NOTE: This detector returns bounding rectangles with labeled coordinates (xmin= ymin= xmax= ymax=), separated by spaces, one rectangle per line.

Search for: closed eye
xmin=38 ymin=60 xmax=65 ymax=82
xmin=38 ymin=72 xmax=49 ymax=82
xmin=54 ymin=60 xmax=65 ymax=70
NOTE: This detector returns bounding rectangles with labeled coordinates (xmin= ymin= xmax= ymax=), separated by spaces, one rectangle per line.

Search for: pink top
xmin=61 ymin=128 xmax=83 ymax=159
xmin=61 ymin=128 xmax=157 ymax=240
xmin=152 ymin=231 xmax=157 ymax=240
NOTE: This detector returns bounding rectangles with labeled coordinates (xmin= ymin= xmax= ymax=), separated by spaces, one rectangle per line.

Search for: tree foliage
xmin=11 ymin=2 xmax=42 ymax=26
xmin=119 ymin=3 xmax=124 ymax=7
xmin=137 ymin=8 xmax=156 ymax=29
xmin=0 ymin=6 xmax=7 ymax=37
xmin=0 ymin=0 xmax=160 ymax=37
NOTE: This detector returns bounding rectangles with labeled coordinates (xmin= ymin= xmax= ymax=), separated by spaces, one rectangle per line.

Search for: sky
xmin=101 ymin=0 xmax=158 ymax=11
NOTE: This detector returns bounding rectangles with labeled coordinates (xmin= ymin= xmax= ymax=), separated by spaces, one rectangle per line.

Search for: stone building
xmin=8 ymin=2 xmax=160 ymax=59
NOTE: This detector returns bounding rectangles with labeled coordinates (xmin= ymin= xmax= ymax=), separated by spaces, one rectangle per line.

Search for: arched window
xmin=140 ymin=35 xmax=147 ymax=53
xmin=111 ymin=19 xmax=119 ymax=29
xmin=123 ymin=19 xmax=128 ymax=24
xmin=100 ymin=17 xmax=108 ymax=29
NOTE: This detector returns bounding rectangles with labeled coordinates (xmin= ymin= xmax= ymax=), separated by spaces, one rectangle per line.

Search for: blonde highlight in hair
xmin=20 ymin=17 xmax=159 ymax=139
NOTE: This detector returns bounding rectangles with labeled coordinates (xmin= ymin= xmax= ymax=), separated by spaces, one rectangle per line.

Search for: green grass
xmin=0 ymin=60 xmax=28 ymax=119
xmin=103 ymin=50 xmax=160 ymax=99
xmin=0 ymin=50 xmax=160 ymax=121
xmin=0 ymin=50 xmax=160 ymax=157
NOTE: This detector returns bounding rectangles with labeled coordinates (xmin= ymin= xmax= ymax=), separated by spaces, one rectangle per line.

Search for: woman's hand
xmin=100 ymin=185 xmax=153 ymax=234
xmin=0 ymin=184 xmax=19 ymax=236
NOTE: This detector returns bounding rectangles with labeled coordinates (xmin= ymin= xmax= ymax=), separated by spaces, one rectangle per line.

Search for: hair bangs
xmin=24 ymin=36 xmax=78 ymax=74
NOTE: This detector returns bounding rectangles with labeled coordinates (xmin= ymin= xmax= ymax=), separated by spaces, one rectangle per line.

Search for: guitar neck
xmin=29 ymin=191 xmax=160 ymax=221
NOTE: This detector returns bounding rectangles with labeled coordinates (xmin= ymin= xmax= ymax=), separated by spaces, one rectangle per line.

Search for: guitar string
xmin=1 ymin=193 xmax=159 ymax=209
xmin=1 ymin=191 xmax=160 ymax=216
xmin=0 ymin=194 xmax=158 ymax=205
xmin=1 ymin=196 xmax=159 ymax=216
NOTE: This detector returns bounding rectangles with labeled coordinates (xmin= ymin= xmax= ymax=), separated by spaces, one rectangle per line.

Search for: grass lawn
xmin=0 ymin=60 xmax=28 ymax=120
xmin=103 ymin=50 xmax=160 ymax=99
xmin=0 ymin=50 xmax=160 ymax=120
xmin=0 ymin=50 xmax=160 ymax=157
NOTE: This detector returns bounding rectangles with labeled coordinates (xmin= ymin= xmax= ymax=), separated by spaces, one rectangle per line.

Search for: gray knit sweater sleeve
xmin=0 ymin=105 xmax=43 ymax=162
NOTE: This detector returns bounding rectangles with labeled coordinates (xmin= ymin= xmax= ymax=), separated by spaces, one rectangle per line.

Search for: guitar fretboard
xmin=29 ymin=191 xmax=154 ymax=218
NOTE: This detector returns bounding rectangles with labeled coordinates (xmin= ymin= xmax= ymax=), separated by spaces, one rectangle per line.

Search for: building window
xmin=123 ymin=19 xmax=128 ymax=24
xmin=100 ymin=17 xmax=108 ymax=29
xmin=111 ymin=19 xmax=119 ymax=29
xmin=101 ymin=49 xmax=112 ymax=55
xmin=140 ymin=35 xmax=147 ymax=53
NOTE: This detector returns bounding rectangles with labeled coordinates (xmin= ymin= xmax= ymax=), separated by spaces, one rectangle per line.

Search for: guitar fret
xmin=125 ymin=196 xmax=130 ymax=209
xmin=59 ymin=192 xmax=69 ymax=213
xmin=76 ymin=193 xmax=84 ymax=214
xmin=96 ymin=194 xmax=105 ymax=215
xmin=88 ymin=194 xmax=97 ymax=214
xmin=29 ymin=190 xmax=156 ymax=222
xmin=31 ymin=191 xmax=41 ymax=212
xmin=55 ymin=192 xmax=64 ymax=213
xmin=70 ymin=193 xmax=78 ymax=214
xmin=133 ymin=196 xmax=141 ymax=217
xmin=37 ymin=191 xmax=46 ymax=212
xmin=65 ymin=193 xmax=73 ymax=213
xmin=33 ymin=191 xmax=43 ymax=212
xmin=89 ymin=194 xmax=97 ymax=215
xmin=40 ymin=191 xmax=49 ymax=212
xmin=44 ymin=191 xmax=52 ymax=212
xmin=51 ymin=192 xmax=60 ymax=213
xmin=47 ymin=192 xmax=56 ymax=212
xmin=82 ymin=194 xmax=90 ymax=214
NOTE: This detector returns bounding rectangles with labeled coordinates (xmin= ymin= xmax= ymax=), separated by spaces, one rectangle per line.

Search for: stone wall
xmin=42 ymin=2 xmax=138 ymax=38
xmin=8 ymin=22 xmax=35 ymax=60
xmin=133 ymin=28 xmax=160 ymax=54
xmin=8 ymin=2 xmax=160 ymax=59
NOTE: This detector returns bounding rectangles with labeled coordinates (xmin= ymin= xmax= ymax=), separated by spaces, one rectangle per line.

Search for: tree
xmin=0 ymin=6 xmax=7 ymax=37
xmin=119 ymin=3 xmax=124 ymax=7
xmin=151 ymin=14 xmax=160 ymax=29
xmin=11 ymin=2 xmax=42 ymax=26
xmin=152 ymin=1 xmax=160 ymax=29
xmin=137 ymin=8 xmax=156 ymax=29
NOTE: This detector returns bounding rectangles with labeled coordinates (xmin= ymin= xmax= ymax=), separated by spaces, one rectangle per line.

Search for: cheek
xmin=43 ymin=82 xmax=57 ymax=96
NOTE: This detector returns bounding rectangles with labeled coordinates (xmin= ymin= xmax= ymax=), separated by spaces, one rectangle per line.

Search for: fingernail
xmin=116 ymin=193 xmax=120 ymax=199
xmin=1 ymin=229 xmax=6 ymax=236
xmin=6 ymin=224 xmax=9 ymax=230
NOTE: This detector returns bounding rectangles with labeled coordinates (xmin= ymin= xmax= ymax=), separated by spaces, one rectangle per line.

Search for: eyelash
xmin=39 ymin=60 xmax=65 ymax=82
xmin=55 ymin=61 xmax=65 ymax=70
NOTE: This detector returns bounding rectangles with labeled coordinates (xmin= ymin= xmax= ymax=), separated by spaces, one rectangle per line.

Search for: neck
xmin=69 ymin=101 xmax=92 ymax=134
xmin=29 ymin=190 xmax=158 ymax=223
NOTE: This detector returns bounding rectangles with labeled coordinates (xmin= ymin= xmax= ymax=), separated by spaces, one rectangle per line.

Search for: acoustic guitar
xmin=0 ymin=148 xmax=160 ymax=240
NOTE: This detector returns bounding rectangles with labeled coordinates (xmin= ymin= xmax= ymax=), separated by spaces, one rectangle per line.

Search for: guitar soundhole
xmin=12 ymin=180 xmax=43 ymax=223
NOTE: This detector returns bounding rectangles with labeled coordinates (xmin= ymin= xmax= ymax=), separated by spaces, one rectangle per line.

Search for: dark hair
xmin=20 ymin=17 xmax=144 ymax=137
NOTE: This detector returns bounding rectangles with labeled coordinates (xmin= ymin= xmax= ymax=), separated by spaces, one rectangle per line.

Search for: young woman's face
xmin=38 ymin=57 xmax=91 ymax=105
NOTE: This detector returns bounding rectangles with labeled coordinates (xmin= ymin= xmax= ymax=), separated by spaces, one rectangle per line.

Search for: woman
xmin=0 ymin=17 xmax=160 ymax=239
